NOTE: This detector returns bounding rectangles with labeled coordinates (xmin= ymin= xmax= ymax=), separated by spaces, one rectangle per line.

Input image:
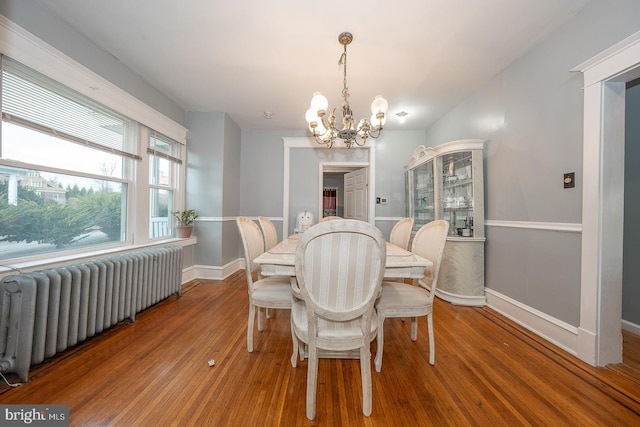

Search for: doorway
xmin=319 ymin=163 xmax=368 ymax=221
xmin=573 ymin=30 xmax=640 ymax=366
xmin=282 ymin=138 xmax=376 ymax=236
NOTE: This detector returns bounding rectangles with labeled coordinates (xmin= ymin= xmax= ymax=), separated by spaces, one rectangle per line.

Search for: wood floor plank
xmin=1 ymin=274 xmax=639 ymax=426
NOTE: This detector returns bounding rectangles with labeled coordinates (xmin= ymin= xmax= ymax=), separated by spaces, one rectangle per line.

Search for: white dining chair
xmin=389 ymin=217 xmax=414 ymax=250
xmin=290 ymin=219 xmax=386 ymax=419
xmin=258 ymin=216 xmax=279 ymax=251
xmin=374 ymin=220 xmax=449 ymax=372
xmin=236 ymin=216 xmax=291 ymax=352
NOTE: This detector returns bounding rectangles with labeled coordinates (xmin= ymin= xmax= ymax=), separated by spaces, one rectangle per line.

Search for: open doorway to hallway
xmin=319 ymin=164 xmax=368 ymax=222
xmin=621 ymin=77 xmax=640 ymax=380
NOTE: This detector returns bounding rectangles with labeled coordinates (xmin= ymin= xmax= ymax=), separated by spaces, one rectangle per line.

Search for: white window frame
xmin=0 ymin=15 xmax=188 ymax=269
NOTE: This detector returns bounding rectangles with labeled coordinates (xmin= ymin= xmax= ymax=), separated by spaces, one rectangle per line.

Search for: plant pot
xmin=175 ymin=225 xmax=193 ymax=238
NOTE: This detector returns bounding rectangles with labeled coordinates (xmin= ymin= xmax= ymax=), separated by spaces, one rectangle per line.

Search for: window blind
xmin=148 ymin=129 xmax=182 ymax=164
xmin=0 ymin=55 xmax=141 ymax=160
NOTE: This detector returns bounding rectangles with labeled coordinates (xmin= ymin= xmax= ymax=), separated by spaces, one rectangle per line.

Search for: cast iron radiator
xmin=0 ymin=245 xmax=183 ymax=383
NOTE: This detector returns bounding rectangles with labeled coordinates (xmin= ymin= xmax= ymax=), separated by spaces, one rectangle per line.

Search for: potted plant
xmin=173 ymin=209 xmax=198 ymax=238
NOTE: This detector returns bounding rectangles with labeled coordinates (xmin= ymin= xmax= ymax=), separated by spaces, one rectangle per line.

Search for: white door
xmin=344 ymin=168 xmax=368 ymax=221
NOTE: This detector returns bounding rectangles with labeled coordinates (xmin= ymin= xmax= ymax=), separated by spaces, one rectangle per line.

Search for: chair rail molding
xmin=485 ymin=220 xmax=582 ymax=233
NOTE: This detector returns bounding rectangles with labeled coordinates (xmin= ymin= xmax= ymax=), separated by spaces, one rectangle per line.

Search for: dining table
xmin=254 ymin=233 xmax=432 ymax=281
xmin=253 ymin=232 xmax=432 ymax=359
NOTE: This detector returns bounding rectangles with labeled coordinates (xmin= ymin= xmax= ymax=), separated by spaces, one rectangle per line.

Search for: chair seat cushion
xmin=251 ymin=278 xmax=292 ymax=306
xmin=375 ymin=281 xmax=431 ymax=310
xmin=292 ymin=299 xmax=377 ymax=339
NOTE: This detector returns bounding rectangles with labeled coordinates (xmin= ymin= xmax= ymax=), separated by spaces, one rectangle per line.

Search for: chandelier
xmin=305 ymin=32 xmax=388 ymax=148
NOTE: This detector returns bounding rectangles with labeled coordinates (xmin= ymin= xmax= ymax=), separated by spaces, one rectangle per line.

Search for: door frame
xmin=282 ymin=137 xmax=375 ymax=236
xmin=572 ymin=30 xmax=640 ymax=366
xmin=319 ymin=163 xmax=369 ymax=221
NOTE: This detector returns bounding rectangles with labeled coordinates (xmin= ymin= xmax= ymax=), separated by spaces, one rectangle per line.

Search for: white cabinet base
xmin=437 ymin=238 xmax=485 ymax=306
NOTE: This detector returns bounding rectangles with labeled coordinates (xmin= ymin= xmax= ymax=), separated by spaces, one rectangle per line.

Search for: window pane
xmin=149 ymin=188 xmax=173 ymax=239
xmin=0 ymin=165 xmax=127 ymax=261
xmin=149 ymin=131 xmax=182 ymax=163
xmin=2 ymin=56 xmax=140 ymax=158
xmin=2 ymin=121 xmax=124 ymax=178
xmin=149 ymin=155 xmax=171 ymax=186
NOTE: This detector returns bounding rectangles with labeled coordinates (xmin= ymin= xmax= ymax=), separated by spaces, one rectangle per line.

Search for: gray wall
xmin=186 ymin=112 xmax=242 ymax=267
xmin=239 ymin=129 xmax=306 ymax=242
xmin=423 ymin=0 xmax=640 ymax=327
xmin=221 ymin=114 xmax=242 ymax=265
xmin=375 ymin=131 xmax=426 ymax=219
xmin=624 ymin=81 xmax=640 ymax=326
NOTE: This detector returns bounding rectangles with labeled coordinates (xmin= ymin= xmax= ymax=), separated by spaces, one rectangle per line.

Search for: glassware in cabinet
xmin=438 ymin=151 xmax=474 ymax=237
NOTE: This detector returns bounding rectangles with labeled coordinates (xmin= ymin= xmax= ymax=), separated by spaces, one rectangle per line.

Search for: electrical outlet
xmin=564 ymin=172 xmax=575 ymax=189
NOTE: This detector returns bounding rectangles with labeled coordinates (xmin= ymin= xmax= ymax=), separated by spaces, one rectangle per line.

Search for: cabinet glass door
xmin=439 ymin=151 xmax=474 ymax=237
xmin=411 ymin=159 xmax=434 ymax=233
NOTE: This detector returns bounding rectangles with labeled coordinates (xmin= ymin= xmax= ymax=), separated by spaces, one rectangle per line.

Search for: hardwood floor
xmin=1 ymin=271 xmax=639 ymax=426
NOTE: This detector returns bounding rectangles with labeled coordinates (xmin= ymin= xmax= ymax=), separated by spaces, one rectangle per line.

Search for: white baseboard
xmin=484 ymin=288 xmax=579 ymax=356
xmin=436 ymin=288 xmax=486 ymax=306
xmin=189 ymin=258 xmax=244 ymax=281
xmin=622 ymin=319 xmax=640 ymax=336
xmin=181 ymin=265 xmax=197 ymax=284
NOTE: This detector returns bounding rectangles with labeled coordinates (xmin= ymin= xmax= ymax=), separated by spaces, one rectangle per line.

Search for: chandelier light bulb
xmin=371 ymin=95 xmax=389 ymax=115
xmin=370 ymin=113 xmax=386 ymax=129
xmin=310 ymin=92 xmax=328 ymax=115
xmin=314 ymin=120 xmax=327 ymax=136
xmin=305 ymin=106 xmax=320 ymax=126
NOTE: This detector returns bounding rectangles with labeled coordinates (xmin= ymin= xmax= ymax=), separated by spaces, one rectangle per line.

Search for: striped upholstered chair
xmin=374 ymin=219 xmax=449 ymax=372
xmin=290 ymin=219 xmax=386 ymax=420
xmin=389 ymin=217 xmax=414 ymax=250
xmin=257 ymin=216 xmax=279 ymax=251
xmin=236 ymin=217 xmax=291 ymax=352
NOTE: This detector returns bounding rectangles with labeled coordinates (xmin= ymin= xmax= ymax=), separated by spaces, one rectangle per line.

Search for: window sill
xmin=0 ymin=236 xmax=197 ymax=276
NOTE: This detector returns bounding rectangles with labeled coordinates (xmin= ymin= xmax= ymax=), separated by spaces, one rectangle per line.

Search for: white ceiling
xmin=35 ymin=0 xmax=589 ymax=131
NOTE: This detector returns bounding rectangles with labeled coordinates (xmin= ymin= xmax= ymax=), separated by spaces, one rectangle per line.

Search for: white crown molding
xmin=571 ymin=30 xmax=640 ymax=87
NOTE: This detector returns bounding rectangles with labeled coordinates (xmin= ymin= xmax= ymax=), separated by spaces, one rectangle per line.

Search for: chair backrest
xmin=320 ymin=216 xmax=342 ymax=223
xmin=411 ymin=220 xmax=449 ymax=302
xmin=258 ymin=216 xmax=278 ymax=251
xmin=294 ymin=220 xmax=386 ymax=323
xmin=389 ymin=217 xmax=414 ymax=250
xmin=236 ymin=216 xmax=265 ymax=286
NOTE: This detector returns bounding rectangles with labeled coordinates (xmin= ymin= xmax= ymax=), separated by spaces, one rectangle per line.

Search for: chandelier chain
xmin=340 ymin=45 xmax=348 ymax=98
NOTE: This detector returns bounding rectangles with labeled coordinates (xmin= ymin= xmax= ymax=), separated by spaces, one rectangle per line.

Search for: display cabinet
xmin=405 ymin=139 xmax=486 ymax=306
